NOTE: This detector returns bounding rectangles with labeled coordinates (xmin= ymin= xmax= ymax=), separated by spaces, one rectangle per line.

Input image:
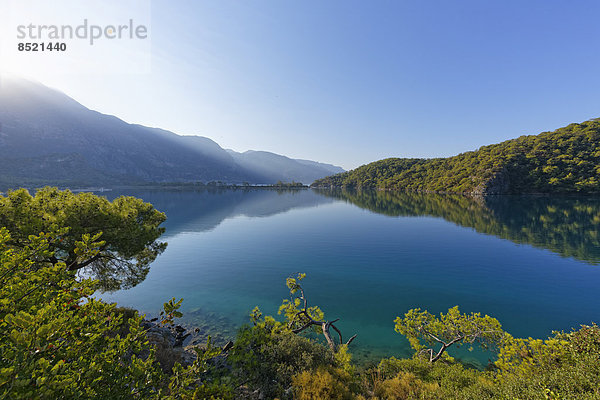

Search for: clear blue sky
xmin=3 ymin=0 xmax=600 ymax=169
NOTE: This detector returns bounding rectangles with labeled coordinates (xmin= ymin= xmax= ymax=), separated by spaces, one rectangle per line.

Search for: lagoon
xmin=100 ymin=189 xmax=600 ymax=365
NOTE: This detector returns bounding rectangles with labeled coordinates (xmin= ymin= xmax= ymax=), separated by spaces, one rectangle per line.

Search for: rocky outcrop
xmin=474 ymin=169 xmax=510 ymax=195
xmin=141 ymin=320 xmax=196 ymax=372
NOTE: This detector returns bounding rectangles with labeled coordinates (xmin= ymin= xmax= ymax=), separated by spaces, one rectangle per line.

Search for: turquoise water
xmin=100 ymin=189 xmax=600 ymax=365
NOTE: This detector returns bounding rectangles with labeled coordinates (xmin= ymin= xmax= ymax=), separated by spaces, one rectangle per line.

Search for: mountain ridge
xmin=0 ymin=76 xmax=344 ymax=189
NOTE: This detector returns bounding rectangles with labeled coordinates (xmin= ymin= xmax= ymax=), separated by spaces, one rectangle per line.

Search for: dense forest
xmin=1 ymin=189 xmax=599 ymax=399
xmin=312 ymin=119 xmax=600 ymax=194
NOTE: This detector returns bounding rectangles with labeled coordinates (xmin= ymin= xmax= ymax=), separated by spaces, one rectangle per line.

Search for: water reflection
xmin=95 ymin=188 xmax=334 ymax=290
xmin=96 ymin=188 xmax=600 ymax=291
xmin=108 ymin=188 xmax=334 ymax=236
xmin=314 ymin=189 xmax=600 ymax=265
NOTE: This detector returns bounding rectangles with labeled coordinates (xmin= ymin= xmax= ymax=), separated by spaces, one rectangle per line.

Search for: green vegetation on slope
xmin=312 ymin=119 xmax=600 ymax=194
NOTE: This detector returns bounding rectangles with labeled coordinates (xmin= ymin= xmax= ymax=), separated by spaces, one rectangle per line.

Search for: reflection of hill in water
xmin=108 ymin=188 xmax=334 ymax=236
xmin=91 ymin=188 xmax=332 ymax=291
xmin=315 ymin=189 xmax=600 ymax=265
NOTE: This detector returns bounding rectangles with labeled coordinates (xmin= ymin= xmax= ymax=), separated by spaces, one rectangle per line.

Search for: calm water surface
xmin=100 ymin=189 xmax=600 ymax=365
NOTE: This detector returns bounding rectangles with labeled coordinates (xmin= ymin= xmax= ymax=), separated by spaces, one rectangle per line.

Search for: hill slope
xmin=227 ymin=150 xmax=345 ymax=185
xmin=0 ymin=76 xmax=343 ymax=188
xmin=312 ymin=120 xmax=600 ymax=194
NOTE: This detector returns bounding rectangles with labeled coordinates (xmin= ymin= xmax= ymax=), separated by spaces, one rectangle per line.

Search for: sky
xmin=1 ymin=0 xmax=600 ymax=170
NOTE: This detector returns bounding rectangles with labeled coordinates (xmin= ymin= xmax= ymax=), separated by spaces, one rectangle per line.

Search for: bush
xmin=494 ymin=326 xmax=600 ymax=399
xmin=0 ymin=227 xmax=232 ymax=399
xmin=367 ymin=357 xmax=496 ymax=400
xmin=229 ymin=316 xmax=337 ymax=399
xmin=292 ymin=367 xmax=354 ymax=400
xmin=372 ymin=371 xmax=438 ymax=400
xmin=0 ymin=228 xmax=163 ymax=399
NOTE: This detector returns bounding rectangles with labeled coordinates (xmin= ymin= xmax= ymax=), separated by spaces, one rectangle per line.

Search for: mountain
xmin=0 ymin=76 xmax=343 ymax=189
xmin=226 ymin=150 xmax=345 ymax=185
xmin=293 ymin=159 xmax=345 ymax=175
xmin=312 ymin=119 xmax=600 ymax=194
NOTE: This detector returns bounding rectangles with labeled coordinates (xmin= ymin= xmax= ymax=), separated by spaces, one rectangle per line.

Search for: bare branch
xmin=285 ymin=276 xmax=357 ymax=353
xmin=345 ymin=334 xmax=357 ymax=346
xmin=330 ymin=323 xmax=344 ymax=344
xmin=322 ymin=321 xmax=337 ymax=352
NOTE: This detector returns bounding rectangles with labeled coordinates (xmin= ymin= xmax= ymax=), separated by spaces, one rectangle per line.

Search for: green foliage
xmin=371 ymin=371 xmax=439 ymax=400
xmin=249 ymin=306 xmax=263 ymax=325
xmin=367 ymin=357 xmax=495 ymax=400
xmin=312 ymin=119 xmax=600 ymax=194
xmin=229 ymin=316 xmax=337 ymax=399
xmin=0 ymin=187 xmax=167 ymax=291
xmin=495 ymin=335 xmax=570 ymax=378
xmin=0 ymin=228 xmax=163 ymax=399
xmin=278 ymin=273 xmax=325 ymax=335
xmin=286 ymin=272 xmax=306 ymax=294
xmin=334 ymin=344 xmax=355 ymax=375
xmin=229 ymin=275 xmax=360 ymax=398
xmin=292 ymin=366 xmax=354 ymax=400
xmin=394 ymin=306 xmax=505 ymax=362
xmin=160 ymin=297 xmax=184 ymax=326
xmin=0 ymin=226 xmax=234 ymax=399
xmin=492 ymin=326 xmax=600 ymax=399
xmin=163 ymin=337 xmax=233 ymax=400
xmin=567 ymin=323 xmax=600 ymax=356
xmin=371 ymin=324 xmax=600 ymax=399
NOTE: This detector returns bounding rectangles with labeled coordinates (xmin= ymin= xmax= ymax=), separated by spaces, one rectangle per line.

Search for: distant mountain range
xmin=0 ymin=77 xmax=343 ymax=189
xmin=313 ymin=119 xmax=600 ymax=194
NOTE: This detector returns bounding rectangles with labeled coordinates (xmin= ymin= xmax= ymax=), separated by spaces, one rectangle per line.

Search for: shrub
xmin=0 ymin=227 xmax=232 ymax=399
xmin=229 ymin=316 xmax=337 ymax=399
xmin=493 ymin=326 xmax=600 ymax=399
xmin=0 ymin=228 xmax=163 ymax=399
xmin=372 ymin=371 xmax=438 ymax=400
xmin=368 ymin=357 xmax=496 ymax=400
xmin=292 ymin=367 xmax=354 ymax=400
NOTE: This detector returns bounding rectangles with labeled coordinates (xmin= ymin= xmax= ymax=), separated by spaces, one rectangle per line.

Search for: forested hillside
xmin=312 ymin=120 xmax=600 ymax=194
